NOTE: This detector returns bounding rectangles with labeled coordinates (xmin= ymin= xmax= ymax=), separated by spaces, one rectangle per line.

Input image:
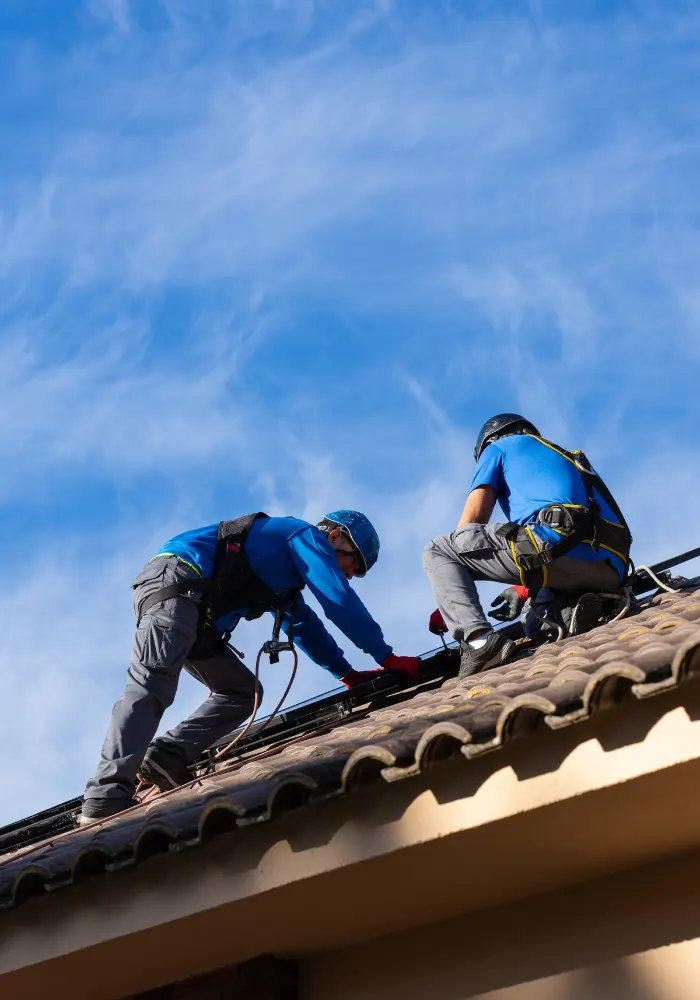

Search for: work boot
xmin=78 ymin=796 xmax=136 ymax=827
xmin=139 ymin=744 xmax=191 ymax=792
xmin=459 ymin=630 xmax=516 ymax=679
xmin=562 ymin=593 xmax=605 ymax=637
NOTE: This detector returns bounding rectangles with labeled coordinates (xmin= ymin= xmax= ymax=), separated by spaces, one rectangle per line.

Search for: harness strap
xmin=136 ymin=578 xmax=211 ymax=624
xmin=526 ymin=436 xmax=632 ymax=577
xmin=520 ymin=521 xmax=588 ymax=570
xmin=497 ymin=516 xmax=588 ymax=593
xmin=200 ymin=512 xmax=273 ymax=630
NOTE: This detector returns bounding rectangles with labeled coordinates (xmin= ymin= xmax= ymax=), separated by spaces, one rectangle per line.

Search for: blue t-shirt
xmin=154 ymin=516 xmax=392 ymax=678
xmin=470 ymin=435 xmax=626 ymax=579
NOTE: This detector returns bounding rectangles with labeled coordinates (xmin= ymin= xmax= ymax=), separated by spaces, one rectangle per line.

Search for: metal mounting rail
xmin=640 ymin=545 xmax=700 ymax=576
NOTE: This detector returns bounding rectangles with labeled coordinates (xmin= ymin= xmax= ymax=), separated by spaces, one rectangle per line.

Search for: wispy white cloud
xmin=0 ymin=12 xmax=553 ymax=295
xmin=88 ymin=0 xmax=131 ymax=34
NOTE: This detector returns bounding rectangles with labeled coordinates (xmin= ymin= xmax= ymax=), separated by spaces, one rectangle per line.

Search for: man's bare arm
xmin=457 ymin=485 xmax=496 ymax=528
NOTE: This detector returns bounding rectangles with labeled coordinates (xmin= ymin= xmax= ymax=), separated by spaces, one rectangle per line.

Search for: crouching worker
xmin=80 ymin=510 xmax=420 ymax=825
xmin=423 ymin=414 xmax=632 ymax=679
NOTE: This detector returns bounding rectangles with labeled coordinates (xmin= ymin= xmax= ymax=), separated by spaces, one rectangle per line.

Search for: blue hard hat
xmin=320 ymin=509 xmax=380 ymax=576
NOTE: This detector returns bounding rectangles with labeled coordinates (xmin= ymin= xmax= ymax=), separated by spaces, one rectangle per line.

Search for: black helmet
xmin=474 ymin=413 xmax=540 ymax=461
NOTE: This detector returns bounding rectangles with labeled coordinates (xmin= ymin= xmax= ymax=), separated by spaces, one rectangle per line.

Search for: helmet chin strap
xmin=489 ymin=425 xmax=533 ymax=448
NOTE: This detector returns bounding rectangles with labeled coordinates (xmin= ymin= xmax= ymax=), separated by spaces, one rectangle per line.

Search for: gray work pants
xmin=422 ymin=523 xmax=621 ymax=642
xmin=84 ymin=556 xmax=260 ymax=803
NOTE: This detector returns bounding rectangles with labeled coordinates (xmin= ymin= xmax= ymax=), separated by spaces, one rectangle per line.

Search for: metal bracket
xmin=264 ymin=608 xmax=295 ymax=664
xmin=262 ymin=638 xmax=295 ymax=664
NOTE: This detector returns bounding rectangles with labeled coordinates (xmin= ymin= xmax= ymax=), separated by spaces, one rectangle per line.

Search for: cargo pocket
xmin=134 ymin=615 xmax=196 ymax=673
xmin=453 ymin=523 xmax=497 ymax=556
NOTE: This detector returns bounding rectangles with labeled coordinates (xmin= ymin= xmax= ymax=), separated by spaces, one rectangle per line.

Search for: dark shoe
xmin=78 ymin=797 xmax=135 ymax=827
xmin=563 ymin=593 xmax=605 ymax=636
xmin=459 ymin=630 xmax=516 ymax=678
xmin=139 ymin=745 xmax=191 ymax=792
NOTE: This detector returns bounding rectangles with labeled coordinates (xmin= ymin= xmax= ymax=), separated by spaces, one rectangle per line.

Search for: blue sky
xmin=1 ymin=0 xmax=700 ymax=825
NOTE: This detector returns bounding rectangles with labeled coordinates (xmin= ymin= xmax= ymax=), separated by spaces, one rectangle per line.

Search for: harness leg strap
xmin=136 ymin=579 xmax=209 ymax=624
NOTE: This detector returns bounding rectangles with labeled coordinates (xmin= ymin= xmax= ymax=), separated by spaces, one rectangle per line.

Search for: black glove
xmin=489 ymin=587 xmax=526 ymax=622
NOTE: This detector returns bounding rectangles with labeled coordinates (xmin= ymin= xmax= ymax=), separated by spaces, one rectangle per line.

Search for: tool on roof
xmin=429 ymin=608 xmax=451 ymax=651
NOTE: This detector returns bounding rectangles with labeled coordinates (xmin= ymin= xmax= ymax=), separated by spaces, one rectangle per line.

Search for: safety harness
xmin=136 ymin=512 xmax=301 ymax=658
xmin=495 ymin=436 xmax=632 ymax=596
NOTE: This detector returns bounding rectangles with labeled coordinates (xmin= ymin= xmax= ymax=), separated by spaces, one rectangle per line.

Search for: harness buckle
xmin=537 ymin=504 xmax=578 ymax=532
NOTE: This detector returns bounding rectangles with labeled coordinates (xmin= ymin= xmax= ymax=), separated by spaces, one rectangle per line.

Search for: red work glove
xmin=341 ymin=667 xmax=386 ymax=689
xmin=429 ymin=608 xmax=448 ymax=635
xmin=381 ymin=653 xmax=422 ymax=685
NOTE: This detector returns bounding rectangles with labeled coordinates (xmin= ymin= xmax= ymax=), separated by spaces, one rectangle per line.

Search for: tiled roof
xmin=2 ymin=585 xmax=700 ymax=912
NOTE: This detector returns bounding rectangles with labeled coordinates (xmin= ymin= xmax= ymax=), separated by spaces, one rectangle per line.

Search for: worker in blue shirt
xmin=423 ymin=414 xmax=631 ymax=679
xmin=81 ymin=510 xmax=420 ymax=825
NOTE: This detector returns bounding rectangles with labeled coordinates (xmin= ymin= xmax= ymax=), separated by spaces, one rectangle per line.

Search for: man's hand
xmin=489 ymin=586 xmax=529 ymax=622
xmin=429 ymin=608 xmax=448 ymax=635
xmin=381 ymin=653 xmax=422 ymax=684
xmin=341 ymin=655 xmax=423 ymax=689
